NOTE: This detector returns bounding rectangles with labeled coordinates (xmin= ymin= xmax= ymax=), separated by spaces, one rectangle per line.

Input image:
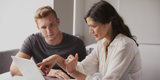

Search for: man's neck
xmin=46 ymin=32 xmax=63 ymax=46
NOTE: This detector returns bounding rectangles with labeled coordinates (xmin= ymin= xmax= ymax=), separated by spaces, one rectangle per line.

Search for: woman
xmin=38 ymin=1 xmax=142 ymax=80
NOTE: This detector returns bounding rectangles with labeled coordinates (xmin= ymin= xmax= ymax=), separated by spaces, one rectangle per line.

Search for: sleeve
xmin=20 ymin=35 xmax=34 ymax=56
xmin=77 ymin=44 xmax=99 ymax=76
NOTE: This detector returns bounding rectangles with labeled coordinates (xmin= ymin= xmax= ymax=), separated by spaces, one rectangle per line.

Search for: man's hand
xmin=47 ymin=69 xmax=70 ymax=80
xmin=37 ymin=54 xmax=59 ymax=74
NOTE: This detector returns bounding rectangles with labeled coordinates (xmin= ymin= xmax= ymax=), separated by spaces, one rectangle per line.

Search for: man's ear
xmin=57 ymin=18 xmax=60 ymax=26
xmin=36 ymin=25 xmax=40 ymax=30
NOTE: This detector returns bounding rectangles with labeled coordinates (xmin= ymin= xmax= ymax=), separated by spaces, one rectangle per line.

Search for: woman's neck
xmin=104 ymin=33 xmax=113 ymax=47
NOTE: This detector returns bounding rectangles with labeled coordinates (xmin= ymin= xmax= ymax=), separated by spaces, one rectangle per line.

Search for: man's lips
xmin=48 ymin=34 xmax=54 ymax=37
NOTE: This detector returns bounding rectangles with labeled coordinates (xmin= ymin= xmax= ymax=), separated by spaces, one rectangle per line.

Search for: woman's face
xmin=86 ymin=17 xmax=112 ymax=41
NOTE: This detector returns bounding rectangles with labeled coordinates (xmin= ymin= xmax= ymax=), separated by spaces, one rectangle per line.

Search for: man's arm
xmin=76 ymin=39 xmax=87 ymax=61
xmin=10 ymin=52 xmax=31 ymax=76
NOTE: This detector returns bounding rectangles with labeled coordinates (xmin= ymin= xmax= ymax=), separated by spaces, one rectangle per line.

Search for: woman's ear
xmin=104 ymin=21 xmax=112 ymax=28
xmin=108 ymin=21 xmax=112 ymax=26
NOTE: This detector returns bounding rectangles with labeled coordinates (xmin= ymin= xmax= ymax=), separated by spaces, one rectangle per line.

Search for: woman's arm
xmin=65 ymin=54 xmax=86 ymax=80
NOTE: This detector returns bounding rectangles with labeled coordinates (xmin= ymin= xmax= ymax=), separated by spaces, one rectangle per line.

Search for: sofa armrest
xmin=0 ymin=49 xmax=19 ymax=74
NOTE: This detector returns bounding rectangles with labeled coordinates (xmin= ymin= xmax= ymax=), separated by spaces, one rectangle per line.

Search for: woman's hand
xmin=65 ymin=53 xmax=78 ymax=74
xmin=65 ymin=53 xmax=86 ymax=80
xmin=37 ymin=54 xmax=59 ymax=75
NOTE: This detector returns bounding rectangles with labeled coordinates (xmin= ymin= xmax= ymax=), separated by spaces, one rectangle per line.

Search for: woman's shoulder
xmin=111 ymin=34 xmax=136 ymax=47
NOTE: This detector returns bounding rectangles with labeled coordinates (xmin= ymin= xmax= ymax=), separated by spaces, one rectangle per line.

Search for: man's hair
xmin=34 ymin=6 xmax=57 ymax=23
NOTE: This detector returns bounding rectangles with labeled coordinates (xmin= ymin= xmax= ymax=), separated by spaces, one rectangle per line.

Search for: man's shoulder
xmin=63 ymin=32 xmax=75 ymax=38
xmin=63 ymin=33 xmax=81 ymax=40
xmin=62 ymin=32 xmax=84 ymax=44
xmin=27 ymin=32 xmax=42 ymax=38
xmin=24 ymin=32 xmax=43 ymax=42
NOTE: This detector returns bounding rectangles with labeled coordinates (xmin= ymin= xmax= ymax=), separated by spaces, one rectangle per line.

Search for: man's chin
xmin=47 ymin=37 xmax=55 ymax=41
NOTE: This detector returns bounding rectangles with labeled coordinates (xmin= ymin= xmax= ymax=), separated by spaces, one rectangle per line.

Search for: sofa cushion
xmin=0 ymin=49 xmax=19 ymax=74
xmin=86 ymin=43 xmax=96 ymax=55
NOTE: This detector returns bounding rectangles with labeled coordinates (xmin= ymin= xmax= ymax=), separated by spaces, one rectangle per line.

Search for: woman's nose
xmin=89 ymin=27 xmax=94 ymax=34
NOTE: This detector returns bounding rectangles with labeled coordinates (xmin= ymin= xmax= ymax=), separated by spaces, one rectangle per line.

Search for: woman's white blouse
xmin=77 ymin=34 xmax=142 ymax=80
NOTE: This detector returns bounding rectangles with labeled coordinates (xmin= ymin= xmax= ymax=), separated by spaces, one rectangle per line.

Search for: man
xmin=10 ymin=6 xmax=87 ymax=79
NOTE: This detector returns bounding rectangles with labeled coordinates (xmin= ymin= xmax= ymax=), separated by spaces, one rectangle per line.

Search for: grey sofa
xmin=0 ymin=49 xmax=19 ymax=74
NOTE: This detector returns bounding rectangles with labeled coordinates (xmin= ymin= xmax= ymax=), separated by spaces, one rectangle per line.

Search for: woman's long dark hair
xmin=84 ymin=0 xmax=138 ymax=46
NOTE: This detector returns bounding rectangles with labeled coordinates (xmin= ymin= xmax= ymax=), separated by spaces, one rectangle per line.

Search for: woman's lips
xmin=94 ymin=34 xmax=98 ymax=38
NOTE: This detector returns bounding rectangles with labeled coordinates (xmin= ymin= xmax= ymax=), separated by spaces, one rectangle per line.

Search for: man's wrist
xmin=69 ymin=70 xmax=86 ymax=80
xmin=51 ymin=54 xmax=59 ymax=62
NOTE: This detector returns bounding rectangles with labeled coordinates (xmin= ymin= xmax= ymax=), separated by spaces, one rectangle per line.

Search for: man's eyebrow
xmin=41 ymin=26 xmax=46 ymax=28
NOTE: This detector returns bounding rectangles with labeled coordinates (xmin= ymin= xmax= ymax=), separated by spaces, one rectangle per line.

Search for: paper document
xmin=11 ymin=56 xmax=45 ymax=80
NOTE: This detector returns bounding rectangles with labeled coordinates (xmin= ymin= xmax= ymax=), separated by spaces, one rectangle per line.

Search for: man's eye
xmin=41 ymin=27 xmax=46 ymax=29
xmin=50 ymin=24 xmax=54 ymax=27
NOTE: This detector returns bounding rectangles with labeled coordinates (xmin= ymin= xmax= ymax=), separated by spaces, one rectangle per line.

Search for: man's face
xmin=37 ymin=13 xmax=60 ymax=42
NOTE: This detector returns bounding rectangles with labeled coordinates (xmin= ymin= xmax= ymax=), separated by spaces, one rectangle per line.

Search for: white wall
xmin=119 ymin=0 xmax=160 ymax=44
xmin=73 ymin=0 xmax=85 ymax=39
xmin=54 ymin=0 xmax=73 ymax=35
xmin=0 ymin=0 xmax=53 ymax=51
xmin=139 ymin=45 xmax=160 ymax=80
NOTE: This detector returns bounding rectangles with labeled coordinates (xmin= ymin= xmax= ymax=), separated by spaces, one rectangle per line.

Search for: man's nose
xmin=46 ymin=27 xmax=52 ymax=33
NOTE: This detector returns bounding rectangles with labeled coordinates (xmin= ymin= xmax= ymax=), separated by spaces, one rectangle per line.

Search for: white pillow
xmin=86 ymin=43 xmax=97 ymax=55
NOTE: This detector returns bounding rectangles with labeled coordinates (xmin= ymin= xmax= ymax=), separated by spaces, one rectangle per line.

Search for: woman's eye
xmin=91 ymin=25 xmax=96 ymax=28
